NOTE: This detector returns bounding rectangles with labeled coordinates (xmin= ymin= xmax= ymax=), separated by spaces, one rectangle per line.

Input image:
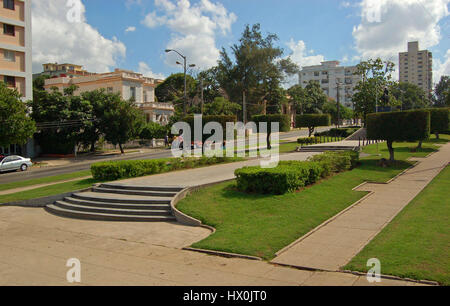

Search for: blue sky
xmin=32 ymin=0 xmax=450 ymax=84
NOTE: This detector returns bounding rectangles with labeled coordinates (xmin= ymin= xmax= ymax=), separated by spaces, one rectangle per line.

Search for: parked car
xmin=0 ymin=155 xmax=33 ymax=172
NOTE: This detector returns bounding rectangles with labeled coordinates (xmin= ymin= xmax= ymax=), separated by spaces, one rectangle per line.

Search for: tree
xmin=322 ymin=100 xmax=353 ymax=124
xmin=140 ymin=122 xmax=168 ymax=140
xmin=102 ymin=96 xmax=146 ymax=154
xmin=296 ymin=114 xmax=331 ymax=137
xmin=303 ymin=81 xmax=328 ymax=114
xmin=0 ymin=82 xmax=35 ymax=148
xmin=216 ymin=24 xmax=299 ymax=121
xmin=366 ymin=110 xmax=430 ymax=162
xmin=287 ymin=85 xmax=306 ymax=114
xmin=390 ymin=82 xmax=430 ymax=110
xmin=352 ymin=58 xmax=396 ymax=122
xmin=155 ymin=73 xmax=197 ymax=114
xmin=252 ymin=114 xmax=290 ymax=149
xmin=433 ymin=76 xmax=449 ymax=107
xmin=203 ymin=97 xmax=242 ymax=116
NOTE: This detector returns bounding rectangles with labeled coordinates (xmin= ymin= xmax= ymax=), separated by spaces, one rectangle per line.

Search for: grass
xmin=344 ymin=166 xmax=450 ymax=285
xmin=0 ymin=178 xmax=100 ymax=204
xmin=176 ymin=135 xmax=447 ymax=260
xmin=0 ymin=170 xmax=91 ymax=192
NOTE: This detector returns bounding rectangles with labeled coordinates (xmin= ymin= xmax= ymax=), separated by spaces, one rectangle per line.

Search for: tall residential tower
xmin=399 ymin=41 xmax=433 ymax=95
xmin=0 ymin=0 xmax=32 ymax=101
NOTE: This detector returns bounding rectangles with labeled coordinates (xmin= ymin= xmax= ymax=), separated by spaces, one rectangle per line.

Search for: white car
xmin=0 ymin=155 xmax=33 ymax=172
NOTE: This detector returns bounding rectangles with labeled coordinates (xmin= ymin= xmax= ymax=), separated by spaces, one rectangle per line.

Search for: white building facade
xmin=298 ymin=61 xmax=362 ymax=108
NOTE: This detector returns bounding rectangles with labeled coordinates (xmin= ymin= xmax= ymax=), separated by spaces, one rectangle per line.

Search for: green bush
xmin=235 ymin=161 xmax=323 ymax=195
xmin=252 ymin=114 xmax=291 ymax=133
xmin=91 ymin=156 xmax=243 ymax=181
xmin=427 ymin=108 xmax=449 ymax=137
xmin=297 ymin=137 xmax=319 ymax=145
xmin=296 ymin=114 xmax=331 ymax=136
xmin=367 ymin=110 xmax=430 ymax=161
xmin=308 ymin=151 xmax=359 ymax=177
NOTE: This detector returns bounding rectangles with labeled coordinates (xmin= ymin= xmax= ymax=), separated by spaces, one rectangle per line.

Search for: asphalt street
xmin=0 ymin=127 xmax=332 ymax=184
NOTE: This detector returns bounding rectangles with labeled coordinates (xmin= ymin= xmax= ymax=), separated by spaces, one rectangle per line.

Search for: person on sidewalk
xmin=164 ymin=134 xmax=169 ymax=148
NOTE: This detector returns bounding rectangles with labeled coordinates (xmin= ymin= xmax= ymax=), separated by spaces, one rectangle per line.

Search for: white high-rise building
xmin=298 ymin=61 xmax=362 ymax=108
xmin=399 ymin=41 xmax=433 ymax=95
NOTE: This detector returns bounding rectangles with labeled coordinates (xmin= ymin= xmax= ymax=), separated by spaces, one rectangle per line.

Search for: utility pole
xmin=243 ymin=89 xmax=247 ymax=124
xmin=336 ymin=81 xmax=341 ymax=128
xmin=200 ymin=78 xmax=204 ymax=114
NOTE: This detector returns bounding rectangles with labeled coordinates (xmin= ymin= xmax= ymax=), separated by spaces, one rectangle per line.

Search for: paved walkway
xmin=0 ymin=206 xmax=423 ymax=286
xmin=272 ymin=143 xmax=450 ymax=271
xmin=0 ymin=176 xmax=92 ymax=196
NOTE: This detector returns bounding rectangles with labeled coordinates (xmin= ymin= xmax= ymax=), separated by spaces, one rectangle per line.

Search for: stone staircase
xmin=45 ymin=183 xmax=184 ymax=222
xmin=298 ymin=145 xmax=359 ymax=153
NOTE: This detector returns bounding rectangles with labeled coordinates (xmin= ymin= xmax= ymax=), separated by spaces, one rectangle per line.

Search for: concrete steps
xmin=45 ymin=183 xmax=185 ymax=222
xmin=298 ymin=146 xmax=358 ymax=152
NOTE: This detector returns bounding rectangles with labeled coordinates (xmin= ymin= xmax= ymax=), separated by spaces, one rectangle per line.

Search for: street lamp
xmin=336 ymin=80 xmax=342 ymax=128
xmin=165 ymin=49 xmax=195 ymax=116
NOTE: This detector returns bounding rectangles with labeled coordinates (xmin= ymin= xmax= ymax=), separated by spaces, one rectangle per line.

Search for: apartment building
xmin=33 ymin=62 xmax=96 ymax=80
xmin=44 ymin=68 xmax=173 ymax=125
xmin=399 ymin=41 xmax=433 ymax=95
xmin=299 ymin=61 xmax=362 ymax=108
xmin=0 ymin=0 xmax=32 ymax=101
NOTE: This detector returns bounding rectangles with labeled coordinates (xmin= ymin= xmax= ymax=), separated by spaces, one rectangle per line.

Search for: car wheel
xmin=20 ymin=164 xmax=28 ymax=172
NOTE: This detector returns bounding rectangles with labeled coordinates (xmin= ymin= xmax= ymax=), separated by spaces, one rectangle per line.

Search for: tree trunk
xmin=387 ymin=140 xmax=395 ymax=162
xmin=90 ymin=140 xmax=96 ymax=153
xmin=417 ymin=140 xmax=423 ymax=149
xmin=266 ymin=131 xmax=272 ymax=150
xmin=308 ymin=127 xmax=314 ymax=137
xmin=435 ymin=132 xmax=440 ymax=140
xmin=119 ymin=143 xmax=124 ymax=154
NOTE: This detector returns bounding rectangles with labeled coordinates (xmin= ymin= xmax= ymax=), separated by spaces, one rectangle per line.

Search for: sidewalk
xmin=272 ymin=142 xmax=450 ymax=271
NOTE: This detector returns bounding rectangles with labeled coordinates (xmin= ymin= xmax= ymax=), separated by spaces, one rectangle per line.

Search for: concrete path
xmin=108 ymin=151 xmax=319 ymax=188
xmin=0 ymin=206 xmax=424 ymax=286
xmin=272 ymin=143 xmax=450 ymax=272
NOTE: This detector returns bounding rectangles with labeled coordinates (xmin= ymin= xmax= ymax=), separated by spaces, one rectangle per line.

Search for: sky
xmin=32 ymin=0 xmax=450 ymax=86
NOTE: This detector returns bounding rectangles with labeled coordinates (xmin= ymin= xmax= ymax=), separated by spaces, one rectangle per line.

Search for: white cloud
xmin=32 ymin=0 xmax=126 ymax=73
xmin=434 ymin=49 xmax=450 ymax=83
xmin=138 ymin=62 xmax=166 ymax=80
xmin=353 ymin=0 xmax=449 ymax=60
xmin=125 ymin=26 xmax=136 ymax=33
xmin=286 ymin=39 xmax=325 ymax=69
xmin=141 ymin=0 xmax=237 ymax=69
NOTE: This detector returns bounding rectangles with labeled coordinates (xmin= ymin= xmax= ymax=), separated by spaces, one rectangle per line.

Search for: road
xmin=0 ymin=127 xmax=332 ymax=184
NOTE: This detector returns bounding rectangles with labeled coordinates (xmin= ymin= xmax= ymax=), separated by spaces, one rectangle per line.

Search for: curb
xmin=182 ymin=247 xmax=262 ymax=261
xmin=1 ymin=187 xmax=93 ymax=207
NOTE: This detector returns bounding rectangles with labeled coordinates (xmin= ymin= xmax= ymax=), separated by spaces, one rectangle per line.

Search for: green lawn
xmin=0 ymin=170 xmax=91 ymax=192
xmin=344 ymin=166 xmax=450 ymax=285
xmin=176 ymin=136 xmax=447 ymax=260
xmin=0 ymin=178 xmax=99 ymax=204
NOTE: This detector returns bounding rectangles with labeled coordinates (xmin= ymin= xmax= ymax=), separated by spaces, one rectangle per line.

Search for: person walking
xmin=164 ymin=134 xmax=169 ymax=148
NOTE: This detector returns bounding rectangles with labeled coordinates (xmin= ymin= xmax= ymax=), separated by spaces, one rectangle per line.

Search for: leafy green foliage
xmin=433 ymin=75 xmax=449 ymax=107
xmin=296 ymin=114 xmax=331 ymax=136
xmin=308 ymin=151 xmax=359 ymax=177
xmin=252 ymin=114 xmax=290 ymax=132
xmin=426 ymin=107 xmax=449 ymax=136
xmin=91 ymin=156 xmax=243 ymax=181
xmin=366 ymin=110 xmax=430 ymax=161
xmin=315 ymin=126 xmax=360 ymax=138
xmin=202 ymin=97 xmax=242 ymax=116
xmin=322 ymin=100 xmax=354 ymax=123
xmin=140 ymin=121 xmax=168 ymax=140
xmin=390 ymin=82 xmax=430 ymax=110
xmin=302 ymin=81 xmax=328 ymax=114
xmin=0 ymin=82 xmax=36 ymax=147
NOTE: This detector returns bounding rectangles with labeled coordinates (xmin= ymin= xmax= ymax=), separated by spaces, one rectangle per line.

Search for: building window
xmin=3 ymin=0 xmax=14 ymax=10
xmin=314 ymin=72 xmax=320 ymax=77
xmin=4 ymin=75 xmax=15 ymax=87
xmin=3 ymin=24 xmax=15 ymax=36
xmin=3 ymin=50 xmax=15 ymax=62
xmin=107 ymin=87 xmax=113 ymax=93
xmin=130 ymin=87 xmax=136 ymax=100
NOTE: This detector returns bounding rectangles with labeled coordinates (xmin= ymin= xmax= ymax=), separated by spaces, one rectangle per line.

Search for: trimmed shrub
xmin=252 ymin=114 xmax=291 ymax=133
xmin=367 ymin=110 xmax=430 ymax=161
xmin=91 ymin=159 xmax=168 ymax=181
xmin=91 ymin=156 xmax=243 ymax=181
xmin=296 ymin=114 xmax=331 ymax=136
xmin=315 ymin=127 xmax=360 ymax=138
xmin=235 ymin=161 xmax=323 ymax=195
xmin=427 ymin=108 xmax=449 ymax=138
xmin=308 ymin=151 xmax=359 ymax=177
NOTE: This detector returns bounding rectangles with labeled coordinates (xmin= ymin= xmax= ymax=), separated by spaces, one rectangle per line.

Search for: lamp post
xmin=165 ymin=49 xmax=195 ymax=116
xmin=336 ymin=81 xmax=342 ymax=128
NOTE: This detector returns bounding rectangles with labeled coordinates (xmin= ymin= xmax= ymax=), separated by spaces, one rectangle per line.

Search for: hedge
xmin=183 ymin=115 xmax=237 ymax=142
xmin=91 ymin=156 xmax=242 ymax=181
xmin=296 ymin=114 xmax=331 ymax=136
xmin=427 ymin=108 xmax=449 ymax=137
xmin=297 ymin=136 xmax=344 ymax=145
xmin=366 ymin=110 xmax=430 ymax=161
xmin=235 ymin=151 xmax=358 ymax=195
xmin=251 ymin=114 xmax=291 ymax=133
